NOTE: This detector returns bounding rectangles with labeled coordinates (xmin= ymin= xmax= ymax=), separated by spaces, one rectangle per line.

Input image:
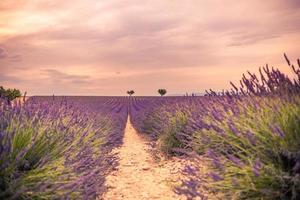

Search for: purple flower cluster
xmin=128 ymin=55 xmax=300 ymax=198
xmin=0 ymin=96 xmax=128 ymax=199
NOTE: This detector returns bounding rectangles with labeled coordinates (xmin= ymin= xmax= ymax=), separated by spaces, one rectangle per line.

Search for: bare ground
xmin=101 ymin=117 xmax=189 ymax=200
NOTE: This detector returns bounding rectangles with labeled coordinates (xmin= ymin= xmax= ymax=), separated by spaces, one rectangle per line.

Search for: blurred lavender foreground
xmin=0 ymin=96 xmax=127 ymax=199
xmin=129 ymin=55 xmax=300 ymax=199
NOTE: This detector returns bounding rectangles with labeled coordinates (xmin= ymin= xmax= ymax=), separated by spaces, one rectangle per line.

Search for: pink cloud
xmin=0 ymin=0 xmax=299 ymax=95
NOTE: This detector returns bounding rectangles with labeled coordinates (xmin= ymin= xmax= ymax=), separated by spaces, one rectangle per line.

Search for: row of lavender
xmin=0 ymin=96 xmax=128 ymax=199
xmin=129 ymin=56 xmax=300 ymax=199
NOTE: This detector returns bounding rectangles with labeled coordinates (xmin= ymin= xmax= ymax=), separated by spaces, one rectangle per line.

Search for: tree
xmin=158 ymin=89 xmax=167 ymax=96
xmin=127 ymin=90 xmax=135 ymax=96
xmin=0 ymin=86 xmax=5 ymax=98
xmin=7 ymin=88 xmax=22 ymax=101
xmin=0 ymin=86 xmax=22 ymax=101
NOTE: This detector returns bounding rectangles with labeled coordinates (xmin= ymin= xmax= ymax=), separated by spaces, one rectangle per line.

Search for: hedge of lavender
xmin=130 ymin=56 xmax=300 ymax=199
xmin=0 ymin=96 xmax=127 ymax=199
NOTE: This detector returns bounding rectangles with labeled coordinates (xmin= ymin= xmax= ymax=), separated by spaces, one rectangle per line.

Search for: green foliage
xmin=137 ymin=95 xmax=300 ymax=199
xmin=0 ymin=103 xmax=113 ymax=199
xmin=158 ymin=111 xmax=188 ymax=154
xmin=192 ymin=95 xmax=300 ymax=199
xmin=0 ymin=86 xmax=22 ymax=101
xmin=0 ymin=86 xmax=5 ymax=96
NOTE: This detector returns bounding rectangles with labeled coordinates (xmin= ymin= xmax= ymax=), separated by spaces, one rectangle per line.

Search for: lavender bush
xmin=130 ymin=55 xmax=300 ymax=199
xmin=0 ymin=97 xmax=127 ymax=199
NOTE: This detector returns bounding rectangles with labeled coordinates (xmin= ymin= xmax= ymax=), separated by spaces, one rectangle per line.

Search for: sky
xmin=0 ymin=0 xmax=299 ymax=96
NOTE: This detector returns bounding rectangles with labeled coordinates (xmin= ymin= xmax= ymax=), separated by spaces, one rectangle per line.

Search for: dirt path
xmin=102 ymin=117 xmax=187 ymax=200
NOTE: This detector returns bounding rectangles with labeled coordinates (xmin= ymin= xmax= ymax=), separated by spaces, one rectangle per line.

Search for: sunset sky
xmin=0 ymin=0 xmax=299 ymax=96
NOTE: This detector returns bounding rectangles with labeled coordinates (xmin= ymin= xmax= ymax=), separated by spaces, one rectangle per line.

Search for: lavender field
xmin=0 ymin=56 xmax=299 ymax=199
xmin=0 ymin=96 xmax=128 ymax=199
xmin=129 ymin=57 xmax=300 ymax=199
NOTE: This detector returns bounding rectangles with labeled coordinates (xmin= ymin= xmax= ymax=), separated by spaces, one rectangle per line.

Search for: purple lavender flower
xmin=210 ymin=124 xmax=226 ymax=136
xmin=245 ymin=131 xmax=257 ymax=146
xmin=228 ymin=154 xmax=245 ymax=168
xmin=207 ymin=149 xmax=218 ymax=159
xmin=206 ymin=149 xmax=224 ymax=170
xmin=211 ymin=110 xmax=224 ymax=122
xmin=270 ymin=124 xmax=285 ymax=138
xmin=253 ymin=158 xmax=263 ymax=177
xmin=227 ymin=121 xmax=241 ymax=137
xmin=208 ymin=172 xmax=223 ymax=181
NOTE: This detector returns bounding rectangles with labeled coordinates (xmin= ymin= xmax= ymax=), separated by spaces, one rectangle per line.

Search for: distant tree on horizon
xmin=127 ymin=90 xmax=135 ymax=96
xmin=0 ymin=86 xmax=5 ymax=98
xmin=0 ymin=86 xmax=22 ymax=102
xmin=158 ymin=89 xmax=167 ymax=96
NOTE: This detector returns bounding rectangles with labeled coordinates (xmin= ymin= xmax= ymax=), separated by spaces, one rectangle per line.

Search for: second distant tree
xmin=158 ymin=89 xmax=167 ymax=96
xmin=127 ymin=90 xmax=135 ymax=96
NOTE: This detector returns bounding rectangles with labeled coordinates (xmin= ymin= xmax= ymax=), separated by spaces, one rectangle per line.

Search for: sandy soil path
xmin=102 ymin=117 xmax=187 ymax=200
